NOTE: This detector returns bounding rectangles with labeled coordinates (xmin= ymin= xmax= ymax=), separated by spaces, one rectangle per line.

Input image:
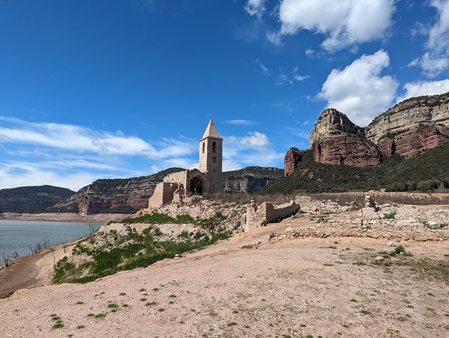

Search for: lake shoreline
xmin=0 ymin=212 xmax=129 ymax=223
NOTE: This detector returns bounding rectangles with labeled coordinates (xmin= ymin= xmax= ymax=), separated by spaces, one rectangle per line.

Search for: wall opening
xmin=190 ymin=176 xmax=203 ymax=195
xmin=212 ymin=141 xmax=216 ymax=153
xmin=202 ymin=142 xmax=205 ymax=153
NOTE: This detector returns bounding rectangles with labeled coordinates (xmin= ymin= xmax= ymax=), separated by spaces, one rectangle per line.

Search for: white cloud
xmin=318 ymin=50 xmax=398 ymax=127
xmin=396 ymin=79 xmax=449 ymax=102
xmin=0 ymin=161 xmax=97 ymax=191
xmin=0 ymin=117 xmax=200 ymax=190
xmin=240 ymin=131 xmax=270 ymax=147
xmin=275 ymin=0 xmax=395 ymax=51
xmin=0 ymin=117 xmax=195 ymax=159
xmin=244 ymin=0 xmax=267 ymax=20
xmin=413 ymin=52 xmax=449 ymax=78
xmin=225 ymin=120 xmax=258 ymax=126
xmin=0 ymin=117 xmax=155 ymax=156
xmin=223 ymin=132 xmax=283 ymax=169
xmin=254 ymin=59 xmax=270 ymax=76
xmin=427 ymin=0 xmax=449 ymax=54
xmin=276 ymin=67 xmax=309 ymax=85
xmin=411 ymin=0 xmax=449 ymax=77
xmin=255 ymin=60 xmax=308 ymax=86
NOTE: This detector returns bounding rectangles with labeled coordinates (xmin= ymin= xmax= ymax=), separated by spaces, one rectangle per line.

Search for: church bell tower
xmin=199 ymin=118 xmax=222 ymax=194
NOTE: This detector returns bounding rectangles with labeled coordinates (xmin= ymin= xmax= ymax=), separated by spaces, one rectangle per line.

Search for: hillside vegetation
xmin=259 ymin=142 xmax=449 ymax=194
xmin=0 ymin=185 xmax=75 ymax=214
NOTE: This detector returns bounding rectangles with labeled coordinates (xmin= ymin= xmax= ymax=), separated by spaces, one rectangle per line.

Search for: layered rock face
xmin=310 ymin=109 xmax=381 ymax=167
xmin=366 ymin=93 xmax=449 ymax=158
xmin=222 ymin=167 xmax=283 ymax=193
xmin=306 ymin=92 xmax=449 ymax=168
xmin=284 ymin=148 xmax=305 ymax=177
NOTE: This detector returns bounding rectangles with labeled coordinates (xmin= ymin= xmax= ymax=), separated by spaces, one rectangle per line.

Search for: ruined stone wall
xmin=163 ymin=171 xmax=188 ymax=186
xmin=245 ymin=200 xmax=300 ymax=232
xmin=148 ymin=182 xmax=179 ymax=208
xmin=265 ymin=201 xmax=300 ymax=224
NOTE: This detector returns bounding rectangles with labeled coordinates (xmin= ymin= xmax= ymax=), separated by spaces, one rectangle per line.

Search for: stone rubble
xmin=270 ymin=194 xmax=449 ymax=243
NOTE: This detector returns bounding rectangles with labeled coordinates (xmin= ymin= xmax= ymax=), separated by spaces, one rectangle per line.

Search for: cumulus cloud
xmin=396 ymin=79 xmax=449 ymax=102
xmin=223 ymin=132 xmax=282 ymax=169
xmin=272 ymin=0 xmax=395 ymax=51
xmin=318 ymin=50 xmax=398 ymax=127
xmin=240 ymin=131 xmax=270 ymax=147
xmin=412 ymin=0 xmax=449 ymax=77
xmin=427 ymin=0 xmax=449 ymax=54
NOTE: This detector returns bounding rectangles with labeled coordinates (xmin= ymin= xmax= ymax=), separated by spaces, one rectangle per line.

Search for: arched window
xmin=212 ymin=141 xmax=216 ymax=153
xmin=202 ymin=142 xmax=205 ymax=153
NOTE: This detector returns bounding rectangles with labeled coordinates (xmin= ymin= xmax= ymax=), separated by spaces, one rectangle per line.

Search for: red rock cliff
xmin=310 ymin=109 xmax=381 ymax=167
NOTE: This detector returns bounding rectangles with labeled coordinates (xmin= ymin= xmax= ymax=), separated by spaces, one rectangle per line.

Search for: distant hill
xmin=51 ymin=167 xmax=185 ymax=215
xmin=48 ymin=166 xmax=282 ymax=215
xmin=0 ymin=185 xmax=75 ymax=214
xmin=259 ymin=142 xmax=449 ymax=194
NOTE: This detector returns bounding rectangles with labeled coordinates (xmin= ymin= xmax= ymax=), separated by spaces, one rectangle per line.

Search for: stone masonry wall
xmin=245 ymin=200 xmax=300 ymax=232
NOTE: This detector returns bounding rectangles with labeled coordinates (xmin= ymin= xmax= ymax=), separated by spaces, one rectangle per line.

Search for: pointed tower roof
xmin=201 ymin=118 xmax=221 ymax=139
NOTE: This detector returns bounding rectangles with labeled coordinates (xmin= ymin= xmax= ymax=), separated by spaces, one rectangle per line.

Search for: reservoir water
xmin=0 ymin=220 xmax=101 ymax=261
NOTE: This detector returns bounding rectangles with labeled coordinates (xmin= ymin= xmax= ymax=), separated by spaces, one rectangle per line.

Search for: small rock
xmin=375 ymin=256 xmax=385 ymax=262
xmin=387 ymin=241 xmax=396 ymax=247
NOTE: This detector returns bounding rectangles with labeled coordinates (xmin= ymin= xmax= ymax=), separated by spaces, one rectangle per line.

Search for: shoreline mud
xmin=0 ymin=212 xmax=129 ymax=223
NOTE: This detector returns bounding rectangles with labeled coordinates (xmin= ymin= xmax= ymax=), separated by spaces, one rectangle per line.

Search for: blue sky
xmin=1 ymin=0 xmax=449 ymax=191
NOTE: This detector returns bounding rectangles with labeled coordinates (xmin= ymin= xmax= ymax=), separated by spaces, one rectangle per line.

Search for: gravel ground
xmin=1 ymin=213 xmax=449 ymax=338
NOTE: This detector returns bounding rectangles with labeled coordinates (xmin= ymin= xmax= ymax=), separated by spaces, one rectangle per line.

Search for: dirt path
xmin=1 ymin=216 xmax=449 ymax=337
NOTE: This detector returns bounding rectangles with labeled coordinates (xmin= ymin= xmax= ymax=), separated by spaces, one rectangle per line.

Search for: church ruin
xmin=148 ymin=118 xmax=223 ymax=208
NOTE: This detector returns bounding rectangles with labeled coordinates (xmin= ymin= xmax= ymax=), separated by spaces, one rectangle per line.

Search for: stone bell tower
xmin=199 ymin=118 xmax=222 ymax=194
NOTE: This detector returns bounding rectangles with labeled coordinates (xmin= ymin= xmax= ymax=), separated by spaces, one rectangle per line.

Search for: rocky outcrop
xmin=376 ymin=123 xmax=449 ymax=158
xmin=366 ymin=93 xmax=449 ymax=143
xmin=300 ymin=92 xmax=449 ymax=168
xmin=54 ymin=168 xmax=185 ymax=215
xmin=284 ymin=148 xmax=305 ymax=177
xmin=310 ymin=109 xmax=381 ymax=167
xmin=365 ymin=92 xmax=449 ymax=158
xmin=222 ymin=167 xmax=283 ymax=193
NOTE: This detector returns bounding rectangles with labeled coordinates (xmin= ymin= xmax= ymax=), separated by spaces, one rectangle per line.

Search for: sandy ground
xmin=1 ymin=216 xmax=449 ymax=337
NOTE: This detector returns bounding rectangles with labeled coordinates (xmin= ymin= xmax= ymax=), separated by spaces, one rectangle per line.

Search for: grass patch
xmin=146 ymin=301 xmax=157 ymax=306
xmin=54 ymin=215 xmax=232 ymax=284
xmin=49 ymin=314 xmax=64 ymax=330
